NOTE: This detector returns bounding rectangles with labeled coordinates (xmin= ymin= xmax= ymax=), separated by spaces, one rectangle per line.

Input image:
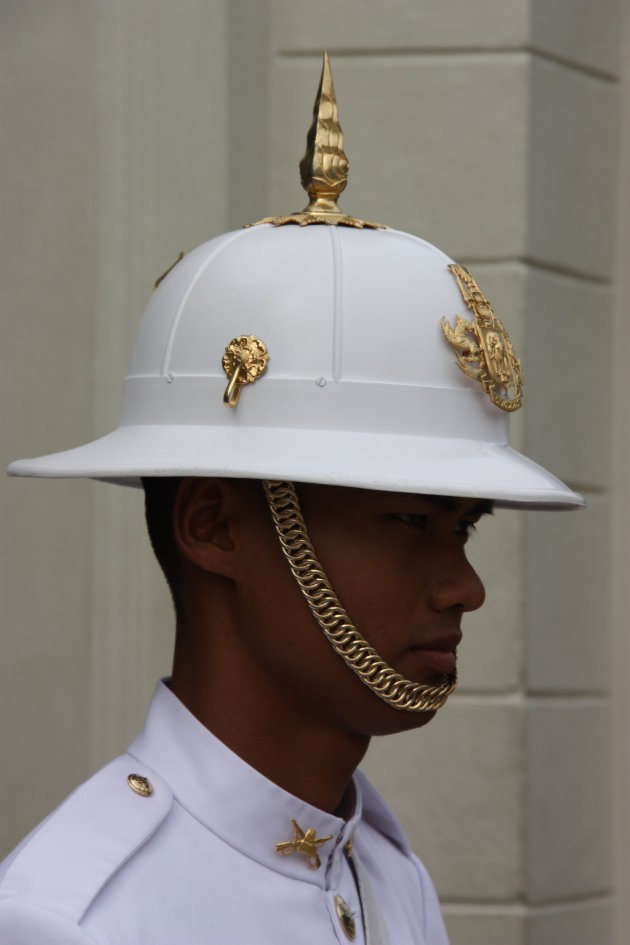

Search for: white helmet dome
xmin=8 ymin=58 xmax=582 ymax=510
xmin=8 ymin=221 xmax=581 ymax=508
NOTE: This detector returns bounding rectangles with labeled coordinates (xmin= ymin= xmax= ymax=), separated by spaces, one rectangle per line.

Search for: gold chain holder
xmin=262 ymin=480 xmax=457 ymax=712
xmin=222 ymin=335 xmax=269 ymax=407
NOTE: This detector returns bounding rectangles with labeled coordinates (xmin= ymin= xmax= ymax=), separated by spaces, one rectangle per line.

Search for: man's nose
xmin=427 ymin=554 xmax=486 ymax=613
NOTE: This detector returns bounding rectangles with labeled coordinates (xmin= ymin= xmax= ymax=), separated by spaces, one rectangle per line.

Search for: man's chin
xmin=369 ymin=705 xmax=439 ymax=737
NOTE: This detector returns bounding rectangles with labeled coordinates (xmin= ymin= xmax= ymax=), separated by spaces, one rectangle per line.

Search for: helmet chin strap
xmin=262 ymin=480 xmax=457 ymax=713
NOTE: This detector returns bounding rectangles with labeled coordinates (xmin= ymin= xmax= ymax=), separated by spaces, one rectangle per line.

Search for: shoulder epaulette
xmin=0 ymin=754 xmax=172 ymax=924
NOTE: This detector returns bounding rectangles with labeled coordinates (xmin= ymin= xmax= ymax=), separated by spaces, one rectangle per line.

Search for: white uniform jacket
xmin=0 ymin=682 xmax=449 ymax=944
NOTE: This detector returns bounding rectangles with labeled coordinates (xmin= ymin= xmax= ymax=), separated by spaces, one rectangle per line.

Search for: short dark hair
xmin=142 ymin=477 xmax=183 ymax=617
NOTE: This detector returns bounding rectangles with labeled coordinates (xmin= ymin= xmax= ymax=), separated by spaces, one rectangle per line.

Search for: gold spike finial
xmin=248 ymin=52 xmax=384 ymax=229
xmin=298 ymin=50 xmax=349 ymax=216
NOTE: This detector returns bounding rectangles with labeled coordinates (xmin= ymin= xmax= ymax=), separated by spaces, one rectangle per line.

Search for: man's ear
xmin=174 ymin=478 xmax=237 ymax=576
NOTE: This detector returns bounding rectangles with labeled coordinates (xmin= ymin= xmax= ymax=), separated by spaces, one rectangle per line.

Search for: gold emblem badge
xmin=275 ymin=818 xmax=333 ymax=870
xmin=153 ymin=251 xmax=184 ymax=291
xmin=442 ymin=264 xmax=523 ymax=412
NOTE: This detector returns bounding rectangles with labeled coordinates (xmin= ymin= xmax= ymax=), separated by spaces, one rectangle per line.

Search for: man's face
xmin=232 ymin=482 xmax=489 ymax=738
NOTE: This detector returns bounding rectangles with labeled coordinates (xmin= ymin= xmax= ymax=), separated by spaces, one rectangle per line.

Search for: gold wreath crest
xmin=441 ymin=264 xmax=523 ymax=412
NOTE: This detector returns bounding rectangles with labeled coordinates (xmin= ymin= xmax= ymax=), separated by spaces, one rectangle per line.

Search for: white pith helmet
xmin=8 ymin=54 xmax=582 ymax=512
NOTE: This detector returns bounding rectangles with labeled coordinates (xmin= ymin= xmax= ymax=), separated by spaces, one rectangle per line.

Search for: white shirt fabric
xmin=0 ymin=681 xmax=449 ymax=944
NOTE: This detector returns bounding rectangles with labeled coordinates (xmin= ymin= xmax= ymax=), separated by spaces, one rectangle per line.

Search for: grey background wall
xmin=1 ymin=2 xmax=626 ymax=943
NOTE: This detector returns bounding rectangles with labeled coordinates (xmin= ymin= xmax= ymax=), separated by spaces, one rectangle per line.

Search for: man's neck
xmin=169 ymin=644 xmax=370 ymax=814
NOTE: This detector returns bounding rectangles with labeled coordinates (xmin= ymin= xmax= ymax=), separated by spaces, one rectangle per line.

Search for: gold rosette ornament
xmin=222 ymin=335 xmax=269 ymax=407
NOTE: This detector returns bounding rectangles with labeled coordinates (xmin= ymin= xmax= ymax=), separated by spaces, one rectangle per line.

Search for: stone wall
xmin=1 ymin=2 xmax=624 ymax=942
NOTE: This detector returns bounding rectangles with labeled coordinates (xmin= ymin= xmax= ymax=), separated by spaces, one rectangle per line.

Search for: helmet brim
xmin=8 ymin=423 xmax=583 ymax=510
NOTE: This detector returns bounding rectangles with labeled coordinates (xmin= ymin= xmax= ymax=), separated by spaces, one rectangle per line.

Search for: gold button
xmin=127 ymin=773 xmax=153 ymax=797
xmin=334 ymin=895 xmax=356 ymax=941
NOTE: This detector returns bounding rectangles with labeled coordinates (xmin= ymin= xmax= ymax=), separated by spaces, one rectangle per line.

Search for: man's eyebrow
xmin=424 ymin=495 xmax=495 ymax=517
xmin=467 ymin=499 xmax=494 ymax=517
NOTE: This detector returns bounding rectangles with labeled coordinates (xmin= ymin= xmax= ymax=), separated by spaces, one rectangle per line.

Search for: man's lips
xmin=407 ymin=631 xmax=462 ymax=678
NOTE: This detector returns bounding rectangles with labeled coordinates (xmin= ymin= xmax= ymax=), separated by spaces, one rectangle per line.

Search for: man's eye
xmin=394 ymin=513 xmax=428 ymax=529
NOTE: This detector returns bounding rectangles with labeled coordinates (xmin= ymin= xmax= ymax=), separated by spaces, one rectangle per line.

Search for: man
xmin=0 ymin=54 xmax=581 ymax=944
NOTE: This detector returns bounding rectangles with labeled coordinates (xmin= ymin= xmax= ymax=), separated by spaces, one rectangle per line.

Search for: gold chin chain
xmin=262 ymin=481 xmax=457 ymax=713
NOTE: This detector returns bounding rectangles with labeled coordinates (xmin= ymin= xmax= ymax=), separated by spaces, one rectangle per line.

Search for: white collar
xmin=128 ymin=681 xmax=362 ymax=888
